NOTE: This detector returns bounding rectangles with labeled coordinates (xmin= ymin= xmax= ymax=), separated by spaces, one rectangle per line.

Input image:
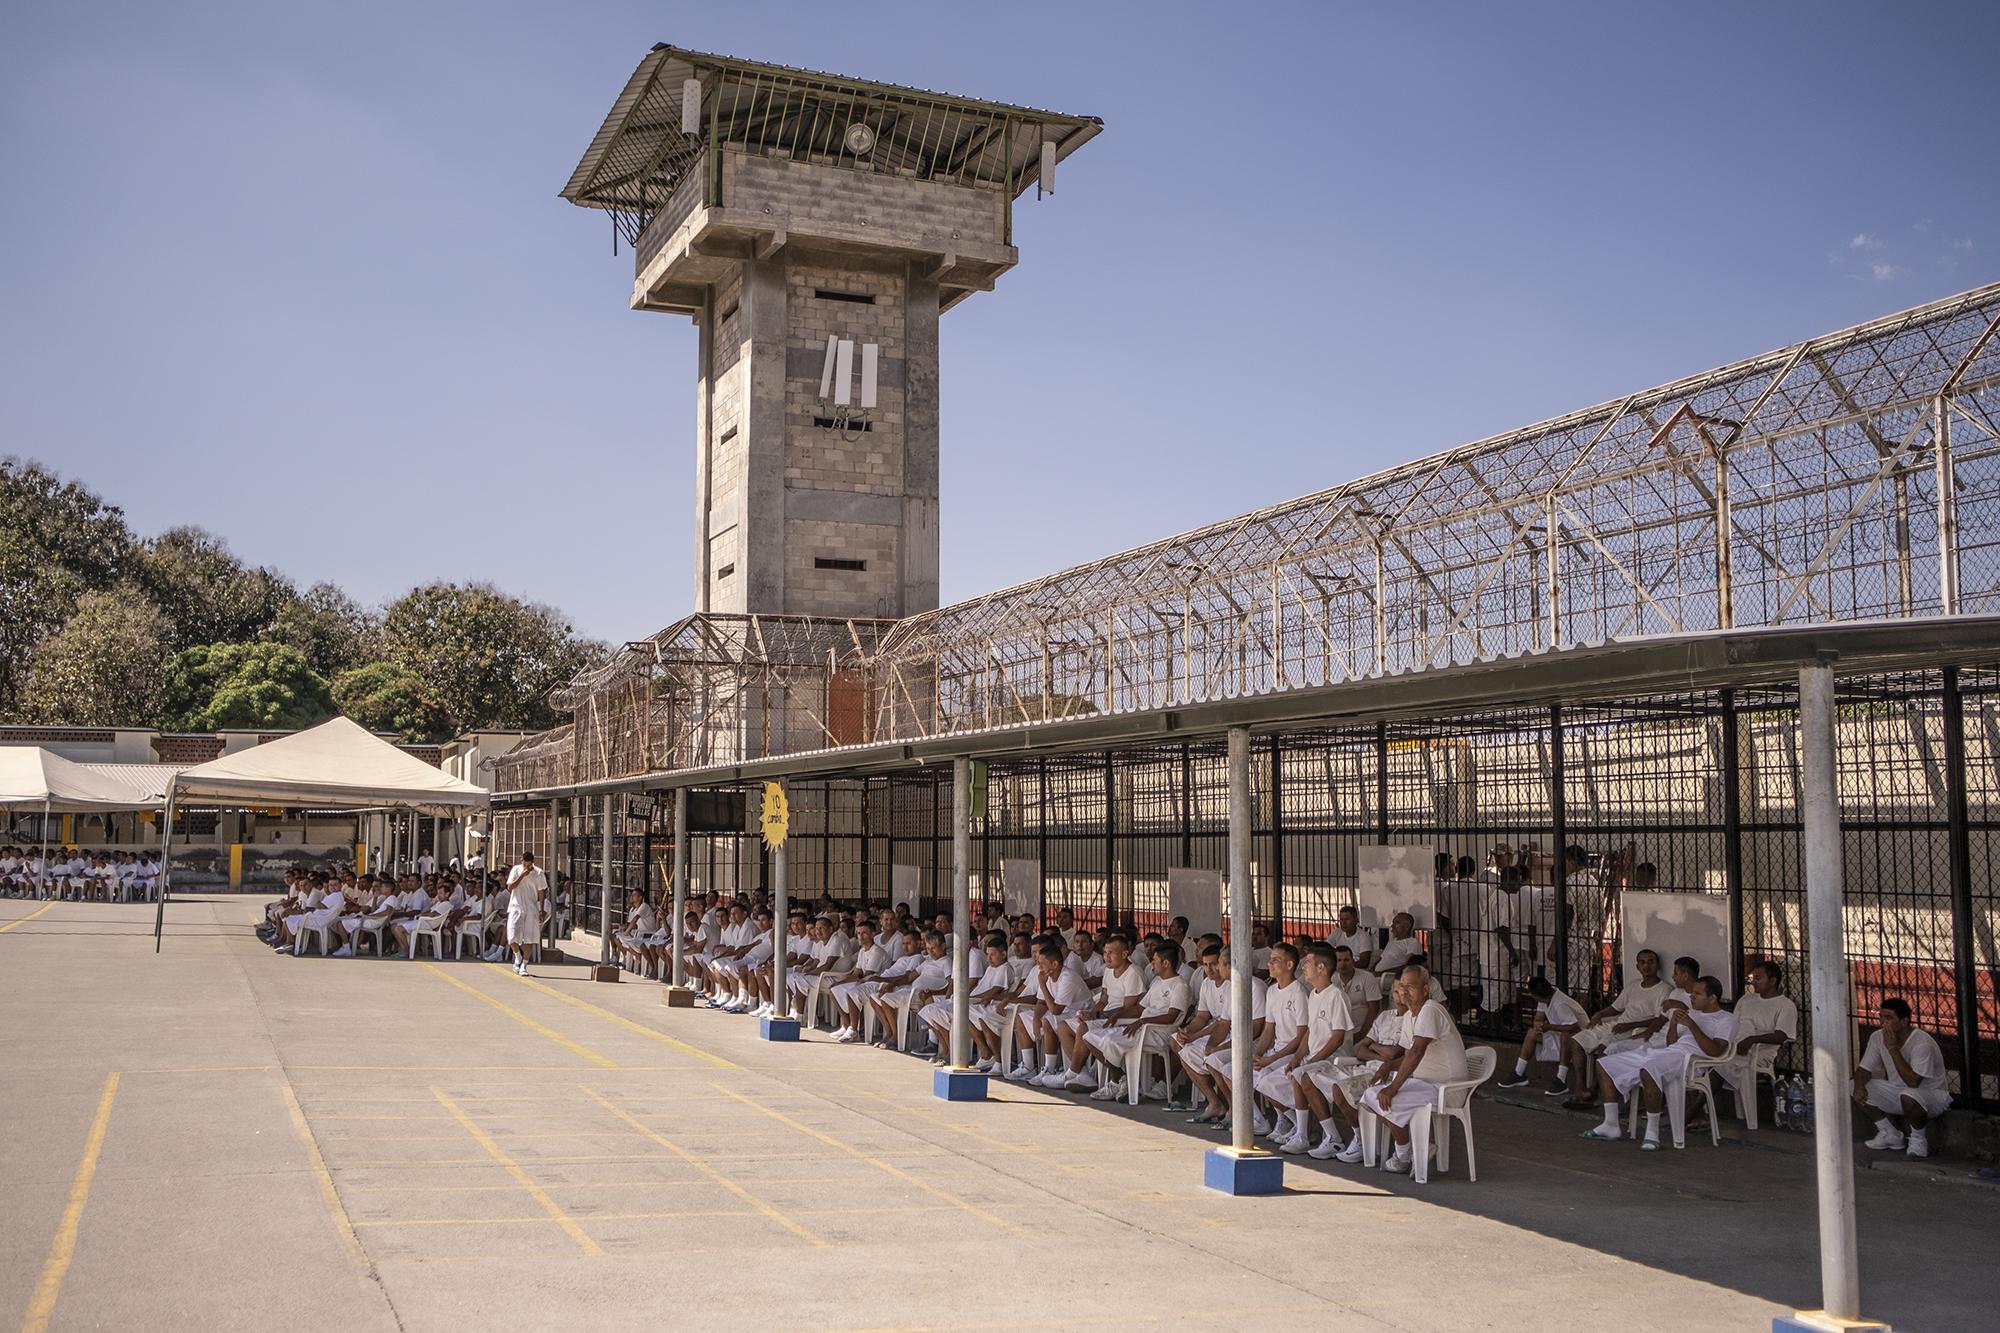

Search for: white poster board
xmin=890 ymin=863 xmax=920 ymax=909
xmin=1356 ymin=844 xmax=1435 ymax=931
xmin=1621 ymin=890 xmax=1733 ymax=999
xmin=1166 ymin=866 xmax=1223 ymax=940
xmin=1001 ymin=858 xmax=1042 ymax=918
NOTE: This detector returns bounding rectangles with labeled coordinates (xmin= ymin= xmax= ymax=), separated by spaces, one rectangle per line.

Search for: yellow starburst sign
xmin=760 ymin=781 xmax=790 ymax=848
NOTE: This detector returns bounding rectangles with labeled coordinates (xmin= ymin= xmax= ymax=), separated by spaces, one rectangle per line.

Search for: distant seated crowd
xmin=0 ymin=848 xmax=159 ymax=901
xmin=256 ymin=858 xmax=576 ymax=967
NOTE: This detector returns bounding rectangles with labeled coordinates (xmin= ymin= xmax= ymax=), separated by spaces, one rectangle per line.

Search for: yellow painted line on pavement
xmin=280 ymin=1081 xmax=368 ymax=1269
xmin=497 ymin=971 xmax=734 ymax=1068
xmin=0 ymin=902 xmax=57 ymax=934
xmin=431 ymin=1088 xmax=602 ymax=1256
xmin=580 ymin=1086 xmax=827 ymax=1247
xmin=417 ymin=963 xmax=618 ymax=1069
xmin=827 ymin=1306 xmax=1333 ymax=1333
xmin=709 ymin=1083 xmax=1026 ymax=1235
xmin=21 ymin=1072 xmax=120 ymax=1333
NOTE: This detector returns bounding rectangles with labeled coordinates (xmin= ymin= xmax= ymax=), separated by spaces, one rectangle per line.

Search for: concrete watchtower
xmin=562 ymin=46 xmax=1100 ymax=621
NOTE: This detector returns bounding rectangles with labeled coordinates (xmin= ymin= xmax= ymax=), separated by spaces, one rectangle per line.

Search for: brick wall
xmin=724 ymin=152 xmax=1002 ymax=251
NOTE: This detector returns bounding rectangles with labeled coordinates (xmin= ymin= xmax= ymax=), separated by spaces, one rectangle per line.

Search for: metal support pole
xmin=1269 ymin=735 xmax=1284 ymax=934
xmin=1937 ymin=395 xmax=1959 ymax=614
xmin=1104 ymin=752 xmax=1117 ymax=929
xmin=1720 ymin=690 xmax=1746 ymax=996
xmin=671 ymin=788 xmax=690 ymax=987
xmin=771 ymin=779 xmax=790 ymax=1017
xmin=1941 ymin=668 xmax=1981 ymax=1104
xmin=598 ymin=794 xmax=613 ymax=966
xmin=1550 ymin=704 xmax=1569 ymax=991
xmin=152 ymin=787 xmax=176 ymax=952
xmin=1227 ymin=727 xmax=1255 ymax=1152
xmin=951 ymin=757 xmax=972 ymax=1067
xmin=1799 ymin=661 xmax=1861 ymax=1321
xmin=38 ymin=797 xmax=50 ymax=903
xmin=544 ymin=800 xmax=557 ymax=946
xmin=1374 ymin=721 xmax=1390 ymax=844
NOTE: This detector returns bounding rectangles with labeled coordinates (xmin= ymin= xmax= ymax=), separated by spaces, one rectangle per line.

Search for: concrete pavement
xmin=0 ymin=896 xmax=1988 ymax=1332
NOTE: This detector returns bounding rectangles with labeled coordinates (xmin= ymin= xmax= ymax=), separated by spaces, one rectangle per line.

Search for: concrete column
xmin=670 ymin=788 xmax=690 ymax=989
xmin=761 ymin=780 xmax=798 ymax=1039
xmin=951 ymin=758 xmax=972 ymax=1066
xmin=1207 ymin=726 xmax=1280 ymax=1193
xmin=1799 ymin=662 xmax=1861 ymax=1321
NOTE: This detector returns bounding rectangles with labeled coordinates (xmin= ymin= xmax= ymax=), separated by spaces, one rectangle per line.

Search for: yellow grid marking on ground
xmin=710 ymin=1083 xmax=1027 ymax=1235
xmin=430 ymin=1088 xmax=602 ymax=1256
xmin=0 ymin=902 xmax=58 ymax=934
xmin=498 ymin=971 xmax=735 ymax=1067
xmin=280 ymin=1080 xmax=368 ymax=1270
xmin=21 ymin=1072 xmax=119 ymax=1333
xmin=418 ymin=963 xmax=618 ymax=1069
xmin=349 ymin=1203 xmax=955 ymax=1230
xmin=827 ymin=1305 xmax=1333 ymax=1333
xmin=580 ymin=1086 xmax=828 ymax=1247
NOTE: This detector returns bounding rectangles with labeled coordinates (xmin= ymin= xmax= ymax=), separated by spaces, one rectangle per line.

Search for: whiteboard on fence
xmin=1356 ymin=844 xmax=1436 ymax=931
xmin=1001 ymin=859 xmax=1042 ymax=917
xmin=1621 ymin=891 xmax=1733 ymax=999
xmin=1166 ymin=867 xmax=1223 ymax=940
xmin=890 ymin=863 xmax=920 ymax=908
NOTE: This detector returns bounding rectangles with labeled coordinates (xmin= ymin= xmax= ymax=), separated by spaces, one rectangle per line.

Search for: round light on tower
xmin=843 ymin=123 xmax=876 ymax=156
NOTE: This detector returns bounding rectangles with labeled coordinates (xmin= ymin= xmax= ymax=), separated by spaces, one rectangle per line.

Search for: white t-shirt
xmin=1337 ymin=969 xmax=1383 ymax=1016
xmin=1860 ymin=1027 xmax=1948 ymax=1098
xmin=1097 ymin=961 xmax=1148 ymax=1016
xmin=1537 ymin=988 xmax=1589 ymax=1031
xmin=1305 ymin=983 xmax=1355 ymax=1054
xmin=1327 ymin=927 xmax=1372 ymax=963
xmin=1038 ymin=967 xmax=1091 ymax=1014
xmin=853 ymin=943 xmax=890 ymax=976
xmin=1733 ymin=993 xmax=1798 ymax=1044
xmin=1139 ymin=973 xmax=1192 ymax=1020
xmin=1264 ymin=979 xmax=1309 ymax=1049
xmin=1197 ymin=976 xmax=1229 ymax=1021
xmin=1366 ymin=1005 xmax=1408 ymax=1050
xmin=913 ymin=954 xmax=953 ymax=993
xmin=1409 ymin=1000 xmax=1470 ymax=1081
xmin=1665 ymin=1005 xmax=1737 ymax=1057
xmin=1374 ymin=935 xmax=1424 ymax=977
xmin=1605 ymin=979 xmax=1669 ymax=1024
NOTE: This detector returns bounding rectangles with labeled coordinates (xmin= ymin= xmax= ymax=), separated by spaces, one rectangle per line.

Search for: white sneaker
xmin=332 ymin=944 xmax=355 ymax=958
xmin=838 ymin=1030 xmax=860 ymax=1044
xmin=1334 ymin=1139 xmax=1365 ymax=1164
xmin=1144 ymin=1080 xmax=1170 ymax=1101
xmin=1271 ymin=1113 xmax=1296 ymax=1142
xmin=1004 ymin=1062 xmax=1033 ymax=1082
xmin=1249 ymin=1110 xmax=1273 ymax=1137
xmin=1091 ymin=1081 xmax=1124 ymax=1101
xmin=1277 ymin=1132 xmax=1309 ymax=1155
xmin=974 ymin=1058 xmax=999 ymax=1074
xmin=1308 ymin=1130 xmax=1343 ymax=1160
xmin=1064 ymin=1072 xmax=1097 ymax=1091
xmin=1906 ymin=1129 xmax=1930 ymax=1159
xmin=1386 ymin=1149 xmax=1413 ymax=1174
xmin=1864 ymin=1125 xmax=1907 ymax=1151
xmin=1031 ymin=1071 xmax=1064 ymax=1088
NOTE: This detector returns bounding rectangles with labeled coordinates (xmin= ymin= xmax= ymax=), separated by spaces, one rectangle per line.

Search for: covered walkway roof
xmin=495 ymin=614 xmax=2000 ymax=802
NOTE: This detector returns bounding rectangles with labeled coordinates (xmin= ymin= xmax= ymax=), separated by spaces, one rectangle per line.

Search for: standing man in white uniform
xmin=505 ymin=852 xmax=546 ymax=977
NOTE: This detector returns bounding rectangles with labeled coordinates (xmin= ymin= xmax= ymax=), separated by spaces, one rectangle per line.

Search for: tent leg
xmin=153 ymin=789 xmax=176 ymax=954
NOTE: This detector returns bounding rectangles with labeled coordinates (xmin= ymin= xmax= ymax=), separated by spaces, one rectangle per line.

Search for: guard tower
xmin=562 ymin=46 xmax=1099 ymax=621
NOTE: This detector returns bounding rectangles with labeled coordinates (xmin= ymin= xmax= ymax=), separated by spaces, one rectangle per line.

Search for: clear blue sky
xmin=4 ymin=1 xmax=1995 ymax=641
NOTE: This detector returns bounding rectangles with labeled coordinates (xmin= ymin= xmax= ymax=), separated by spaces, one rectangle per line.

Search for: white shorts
xmin=1305 ymin=1058 xmax=1365 ymax=1101
xmin=1362 ymin=1078 xmax=1441 ymax=1128
xmin=1176 ymin=1035 xmax=1213 ymax=1073
xmin=1084 ymin=1022 xmax=1168 ymax=1067
xmin=1862 ymin=1077 xmax=1951 ymax=1119
xmin=917 ymin=1000 xmax=953 ymax=1029
xmin=1200 ymin=1044 xmax=1240 ymax=1079
xmin=1252 ymin=1054 xmax=1303 ymax=1108
xmin=1597 ymin=1047 xmax=1689 ymax=1097
xmin=971 ymin=1002 xmax=1017 ymax=1036
xmin=831 ymin=980 xmax=881 ymax=1007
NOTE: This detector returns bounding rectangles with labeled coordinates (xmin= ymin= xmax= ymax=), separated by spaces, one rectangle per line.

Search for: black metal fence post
xmin=1721 ymin=688 xmax=1747 ymax=995
xmin=1269 ymin=734 xmax=1285 ymax=934
xmin=1550 ymin=703 xmax=1569 ymax=992
xmin=1942 ymin=667 xmax=1982 ymax=1104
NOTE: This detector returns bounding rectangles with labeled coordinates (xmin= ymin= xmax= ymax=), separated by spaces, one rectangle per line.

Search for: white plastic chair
xmin=1733 ymin=1042 xmax=1785 ymax=1129
xmin=865 ymin=985 xmax=926 ymax=1049
xmin=453 ymin=911 xmax=487 ymax=960
xmin=805 ymin=966 xmax=853 ymax=1030
xmin=359 ymin=918 xmax=392 ymax=958
xmin=1406 ymin=1046 xmax=1496 ymax=1183
xmin=293 ymin=921 xmax=332 ymax=957
xmin=410 ymin=917 xmax=451 ymax=960
xmin=1620 ymin=1048 xmax=1723 ymax=1149
xmin=1124 ymin=1026 xmax=1176 ymax=1105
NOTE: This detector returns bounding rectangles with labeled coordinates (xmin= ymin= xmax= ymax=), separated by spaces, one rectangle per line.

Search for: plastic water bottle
xmin=1772 ymin=1079 xmax=1790 ymax=1131
xmin=1798 ymin=1078 xmax=1816 ymax=1133
xmin=1786 ymin=1077 xmax=1807 ymax=1130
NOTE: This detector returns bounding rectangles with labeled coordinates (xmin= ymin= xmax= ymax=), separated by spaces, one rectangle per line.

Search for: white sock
xmin=1600 ymin=1104 xmax=1621 ymax=1133
xmin=1555 ymin=1067 xmax=1568 ymax=1084
xmin=1644 ymin=1112 xmax=1661 ymax=1141
xmin=1513 ymin=1058 xmax=1529 ymax=1076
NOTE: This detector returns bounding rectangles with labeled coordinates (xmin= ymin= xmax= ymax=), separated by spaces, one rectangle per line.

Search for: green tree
xmin=0 ymin=458 xmax=137 ymax=717
xmin=269 ymin=582 xmax=379 ymax=678
xmin=331 ymin=661 xmax=449 ymax=743
xmin=18 ymin=585 xmax=170 ymax=725
xmin=379 ymin=582 xmax=606 ymax=735
xmin=161 ymin=642 xmax=335 ymax=731
xmin=136 ymin=526 xmax=295 ymax=653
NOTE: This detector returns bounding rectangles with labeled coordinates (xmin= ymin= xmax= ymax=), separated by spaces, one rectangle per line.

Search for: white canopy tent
xmin=1 ymin=746 xmax=165 ymax=898
xmin=152 ymin=718 xmax=489 ymax=949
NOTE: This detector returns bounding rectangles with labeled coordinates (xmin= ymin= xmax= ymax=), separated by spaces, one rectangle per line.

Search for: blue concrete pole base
xmin=758 ymin=1016 xmax=801 ymax=1041
xmin=1772 ymin=1314 xmax=1892 ymax=1333
xmin=1203 ymin=1146 xmax=1284 ymax=1195
xmin=933 ymin=1067 xmax=989 ymax=1101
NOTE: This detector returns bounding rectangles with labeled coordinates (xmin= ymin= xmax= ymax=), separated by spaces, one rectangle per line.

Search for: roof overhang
xmin=493 ymin=615 xmax=2000 ymax=805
